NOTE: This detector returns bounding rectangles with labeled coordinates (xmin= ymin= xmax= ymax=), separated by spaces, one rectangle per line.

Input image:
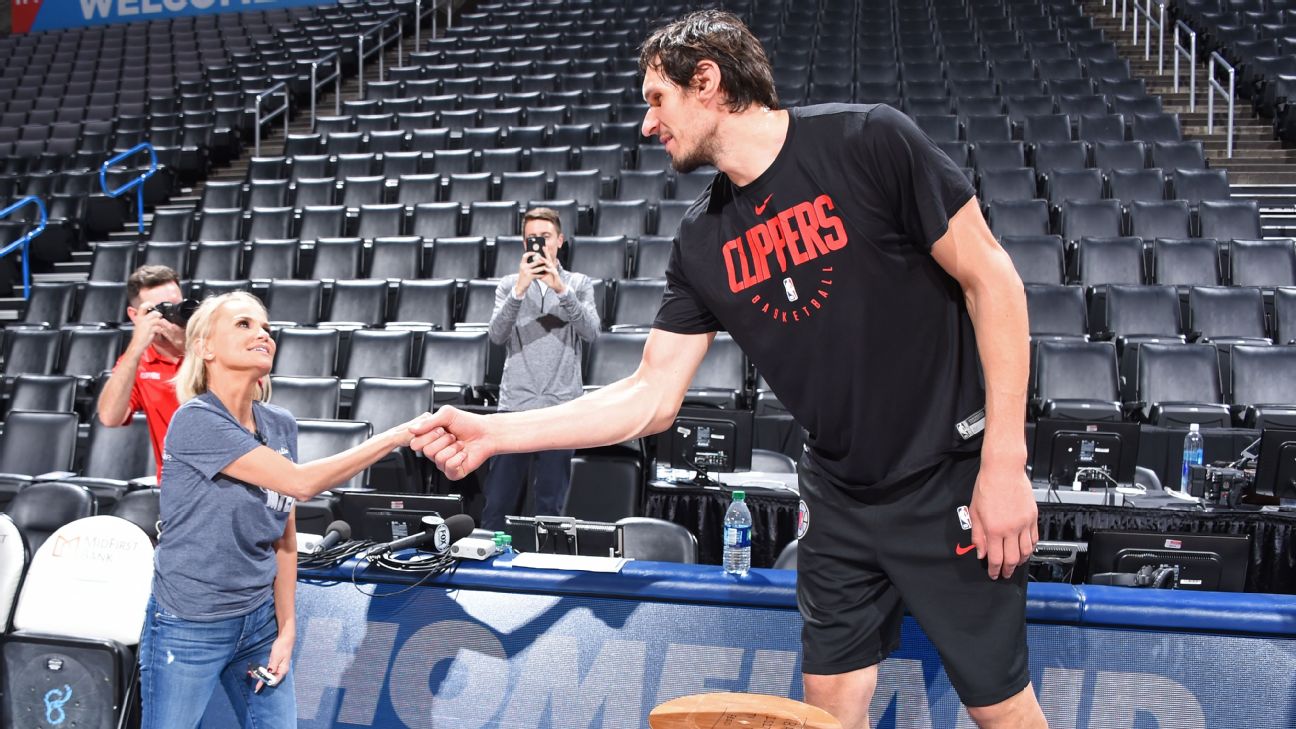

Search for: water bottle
xmin=723 ymin=490 xmax=752 ymax=576
xmin=1180 ymin=423 xmax=1204 ymax=492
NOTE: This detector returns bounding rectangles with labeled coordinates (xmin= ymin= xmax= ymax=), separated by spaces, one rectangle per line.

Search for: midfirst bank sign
xmin=195 ymin=580 xmax=1296 ymax=729
xmin=12 ymin=0 xmax=330 ymax=33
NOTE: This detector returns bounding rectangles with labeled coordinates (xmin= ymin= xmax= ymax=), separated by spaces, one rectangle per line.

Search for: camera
xmin=525 ymin=235 xmax=547 ymax=259
xmin=1187 ymin=463 xmax=1251 ymax=507
xmin=152 ymin=298 xmax=199 ymax=326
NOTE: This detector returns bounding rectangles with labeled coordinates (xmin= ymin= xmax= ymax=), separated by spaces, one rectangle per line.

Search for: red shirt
xmin=113 ymin=344 xmax=182 ymax=480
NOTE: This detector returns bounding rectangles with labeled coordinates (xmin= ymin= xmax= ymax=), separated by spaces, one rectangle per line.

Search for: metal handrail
xmin=309 ymin=51 xmax=342 ymax=125
xmin=1174 ymin=20 xmax=1197 ymax=112
xmin=356 ymin=14 xmax=403 ymax=98
xmin=254 ymin=81 xmax=290 ymax=157
xmin=99 ymin=143 xmax=159 ymax=235
xmin=0 ymin=197 xmax=47 ymax=300
xmin=415 ymin=0 xmax=440 ymax=50
xmin=1133 ymin=0 xmax=1166 ymax=74
xmin=1120 ymin=0 xmax=1129 ymax=31
xmin=1208 ymin=51 xmax=1236 ymax=158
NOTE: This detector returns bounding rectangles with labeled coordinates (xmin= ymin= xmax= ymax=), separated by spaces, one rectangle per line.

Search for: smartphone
xmin=525 ymin=235 xmax=547 ymax=259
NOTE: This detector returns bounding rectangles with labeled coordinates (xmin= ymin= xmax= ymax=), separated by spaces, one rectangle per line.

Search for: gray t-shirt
xmin=153 ymin=392 xmax=298 ymax=621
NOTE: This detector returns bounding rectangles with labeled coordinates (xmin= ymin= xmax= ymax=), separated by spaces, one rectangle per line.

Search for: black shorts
xmin=796 ymin=451 xmax=1030 ymax=708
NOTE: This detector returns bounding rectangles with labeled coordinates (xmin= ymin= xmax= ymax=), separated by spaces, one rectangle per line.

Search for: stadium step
xmin=1085 ymin=0 xmax=1296 ymax=221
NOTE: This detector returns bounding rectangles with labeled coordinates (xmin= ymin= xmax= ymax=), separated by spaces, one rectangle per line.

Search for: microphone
xmin=368 ymin=514 xmax=476 ymax=557
xmin=313 ymin=520 xmax=351 ymax=554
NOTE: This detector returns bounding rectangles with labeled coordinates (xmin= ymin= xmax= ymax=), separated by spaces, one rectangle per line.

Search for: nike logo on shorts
xmin=955 ymin=543 xmax=976 ymax=556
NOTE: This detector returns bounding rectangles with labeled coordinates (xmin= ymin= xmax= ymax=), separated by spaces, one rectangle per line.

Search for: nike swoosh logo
xmin=755 ymin=193 xmax=773 ymax=215
xmin=955 ymin=543 xmax=976 ymax=556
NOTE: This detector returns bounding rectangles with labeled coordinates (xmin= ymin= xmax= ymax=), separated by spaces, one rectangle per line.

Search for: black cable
xmin=297 ymin=540 xmax=377 ymax=570
xmin=349 ymin=549 xmax=462 ymax=598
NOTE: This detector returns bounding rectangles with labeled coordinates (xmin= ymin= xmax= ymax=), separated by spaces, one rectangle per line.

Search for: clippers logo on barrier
xmin=796 ymin=500 xmax=810 ymax=540
xmin=722 ymin=194 xmax=848 ymax=325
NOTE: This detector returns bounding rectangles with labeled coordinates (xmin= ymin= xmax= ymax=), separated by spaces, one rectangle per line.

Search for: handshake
xmin=399 ymin=408 xmax=492 ymax=481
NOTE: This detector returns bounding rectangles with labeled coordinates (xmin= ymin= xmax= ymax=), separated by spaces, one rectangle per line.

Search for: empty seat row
xmin=151 ymin=198 xmax=689 ymax=245
xmin=1026 ymin=283 xmax=1296 ymax=343
xmin=915 ymin=111 xmax=1183 ymax=143
xmin=1030 ymin=340 xmax=1296 ymax=429
xmin=987 ymin=198 xmax=1261 ymax=242
xmin=939 ymin=139 xmax=1209 ymax=173
xmin=978 ymin=167 xmax=1231 ymax=207
xmin=1006 ymin=236 xmax=1296 ymax=288
xmin=246 ymin=145 xmax=668 ymax=182
xmin=204 ymin=168 xmax=712 ymax=213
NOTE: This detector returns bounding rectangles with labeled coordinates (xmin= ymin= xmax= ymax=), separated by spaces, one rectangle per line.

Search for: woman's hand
xmin=258 ymin=630 xmax=294 ymax=692
xmin=389 ymin=412 xmax=434 ymax=448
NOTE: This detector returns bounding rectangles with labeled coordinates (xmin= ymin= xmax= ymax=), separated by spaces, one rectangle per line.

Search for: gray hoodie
xmin=487 ymin=267 xmax=601 ymax=411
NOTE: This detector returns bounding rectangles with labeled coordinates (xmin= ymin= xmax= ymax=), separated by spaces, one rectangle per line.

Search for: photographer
xmin=481 ymin=207 xmax=600 ymax=530
xmin=140 ymin=292 xmax=427 ymax=729
xmin=97 ymin=265 xmax=193 ymax=477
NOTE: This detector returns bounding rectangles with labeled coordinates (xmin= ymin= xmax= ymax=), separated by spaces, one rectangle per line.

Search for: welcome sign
xmin=195 ymin=562 xmax=1296 ymax=729
xmin=12 ymin=0 xmax=332 ymax=33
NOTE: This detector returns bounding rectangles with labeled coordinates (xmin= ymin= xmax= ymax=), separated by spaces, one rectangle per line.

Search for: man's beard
xmin=668 ymin=132 xmax=718 ymax=174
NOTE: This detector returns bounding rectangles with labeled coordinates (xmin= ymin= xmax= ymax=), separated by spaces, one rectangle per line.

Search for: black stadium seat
xmin=1132 ymin=343 xmax=1231 ymax=427
xmin=1025 ymin=284 xmax=1088 ymax=340
xmin=5 ymin=482 xmax=95 ymax=554
xmin=1229 ymin=345 xmax=1296 ymax=429
xmin=1001 ymin=235 xmax=1065 ymax=285
xmin=1031 ymin=339 xmax=1122 ymax=421
xmin=1230 ymin=239 xmax=1296 ymax=288
xmin=987 ymin=199 xmax=1049 ymax=238
xmin=1154 ymin=238 xmax=1222 ymax=288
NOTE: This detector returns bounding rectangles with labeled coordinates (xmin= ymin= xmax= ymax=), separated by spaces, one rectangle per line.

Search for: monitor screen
xmin=338 ymin=492 xmax=464 ymax=542
xmin=655 ymin=405 xmax=754 ymax=480
xmin=1085 ymin=530 xmax=1250 ymax=592
xmin=1031 ymin=419 xmax=1140 ymax=486
xmin=1255 ymin=428 xmax=1296 ymax=501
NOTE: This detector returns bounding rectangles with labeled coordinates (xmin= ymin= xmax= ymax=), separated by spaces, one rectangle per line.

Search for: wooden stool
xmin=649 ymin=692 xmax=842 ymax=729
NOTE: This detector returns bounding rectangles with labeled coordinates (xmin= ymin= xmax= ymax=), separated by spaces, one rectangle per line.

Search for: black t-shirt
xmin=653 ymin=103 xmax=984 ymax=490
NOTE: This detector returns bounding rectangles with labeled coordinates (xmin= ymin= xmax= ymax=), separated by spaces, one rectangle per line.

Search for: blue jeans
xmin=138 ymin=595 xmax=296 ymax=729
xmin=481 ymin=450 xmax=575 ymax=530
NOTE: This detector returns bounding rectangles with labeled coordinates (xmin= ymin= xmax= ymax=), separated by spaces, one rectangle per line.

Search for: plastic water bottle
xmin=1180 ymin=423 xmax=1204 ymax=491
xmin=723 ymin=490 xmax=752 ymax=576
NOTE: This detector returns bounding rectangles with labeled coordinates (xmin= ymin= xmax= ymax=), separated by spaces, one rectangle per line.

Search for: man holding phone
xmin=481 ymin=207 xmax=601 ymax=530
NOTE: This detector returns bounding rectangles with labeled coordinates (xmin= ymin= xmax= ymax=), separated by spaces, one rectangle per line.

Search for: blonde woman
xmin=138 ymin=292 xmax=426 ymax=729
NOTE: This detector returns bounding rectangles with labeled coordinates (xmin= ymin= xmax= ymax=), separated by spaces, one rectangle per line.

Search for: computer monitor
xmin=1031 ymin=419 xmax=1140 ymax=487
xmin=338 ymin=492 xmax=464 ymax=542
xmin=1085 ymin=530 xmax=1250 ymax=592
xmin=504 ymin=516 xmax=620 ymax=558
xmin=655 ymin=405 xmax=754 ymax=483
xmin=1255 ymin=428 xmax=1296 ymax=503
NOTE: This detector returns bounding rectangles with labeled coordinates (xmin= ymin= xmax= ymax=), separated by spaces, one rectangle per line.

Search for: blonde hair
xmin=174 ymin=292 xmax=273 ymax=404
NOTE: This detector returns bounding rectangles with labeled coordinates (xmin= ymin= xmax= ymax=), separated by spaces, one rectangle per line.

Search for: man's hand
xmin=968 ymin=459 xmax=1038 ymax=580
xmin=409 ymin=407 xmax=495 ymax=480
xmin=126 ymin=308 xmax=166 ymax=358
xmin=533 ymin=255 xmax=565 ymax=294
xmin=514 ymin=252 xmax=544 ymax=296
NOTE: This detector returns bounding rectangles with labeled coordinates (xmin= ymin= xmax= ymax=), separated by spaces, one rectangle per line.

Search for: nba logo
xmin=783 ymin=277 xmax=798 ymax=302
